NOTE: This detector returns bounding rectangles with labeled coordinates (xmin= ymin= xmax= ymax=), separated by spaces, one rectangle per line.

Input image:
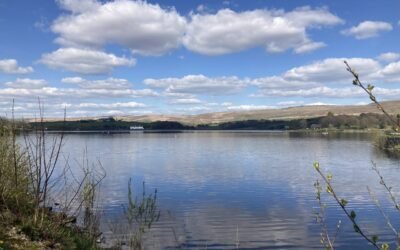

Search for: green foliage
xmin=123 ymin=178 xmax=160 ymax=249
xmin=381 ymin=243 xmax=389 ymax=250
xmin=25 ymin=112 xmax=397 ymax=132
xmin=0 ymin=121 xmax=32 ymax=214
xmin=372 ymin=235 xmax=379 ymax=244
xmin=340 ymin=199 xmax=348 ymax=207
xmin=0 ymin=119 xmax=99 ymax=249
xmin=29 ymin=119 xmax=194 ymax=131
xmin=375 ymin=132 xmax=400 ymax=154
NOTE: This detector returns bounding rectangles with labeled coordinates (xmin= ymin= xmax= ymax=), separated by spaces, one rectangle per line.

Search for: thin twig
xmin=344 ymin=61 xmax=400 ymax=130
xmin=367 ymin=186 xmax=399 ymax=244
xmin=314 ymin=164 xmax=379 ymax=249
xmin=371 ymin=161 xmax=400 ymax=211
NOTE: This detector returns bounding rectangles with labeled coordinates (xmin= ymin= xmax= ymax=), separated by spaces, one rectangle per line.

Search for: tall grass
xmin=0 ymin=104 xmax=103 ymax=249
xmin=1 ymin=102 xmax=161 ymax=250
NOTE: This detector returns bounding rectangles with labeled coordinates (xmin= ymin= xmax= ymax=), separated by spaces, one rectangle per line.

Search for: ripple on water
xmin=55 ymin=131 xmax=400 ymax=249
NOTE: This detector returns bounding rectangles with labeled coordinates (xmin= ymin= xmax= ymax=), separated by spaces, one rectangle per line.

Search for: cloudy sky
xmin=0 ymin=0 xmax=399 ymax=118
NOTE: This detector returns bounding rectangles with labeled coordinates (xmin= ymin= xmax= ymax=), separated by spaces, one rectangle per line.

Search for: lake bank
xmin=24 ymin=112 xmax=396 ymax=132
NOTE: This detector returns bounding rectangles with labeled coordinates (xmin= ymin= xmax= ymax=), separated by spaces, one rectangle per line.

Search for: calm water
xmin=57 ymin=131 xmax=400 ymax=249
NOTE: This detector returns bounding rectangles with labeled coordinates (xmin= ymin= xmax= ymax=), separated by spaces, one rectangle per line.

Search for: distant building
xmin=130 ymin=126 xmax=144 ymax=130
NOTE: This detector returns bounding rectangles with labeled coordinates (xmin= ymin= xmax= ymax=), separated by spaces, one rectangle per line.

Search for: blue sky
xmin=0 ymin=0 xmax=399 ymax=118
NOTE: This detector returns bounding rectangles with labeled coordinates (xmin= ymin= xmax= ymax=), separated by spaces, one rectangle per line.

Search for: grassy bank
xmin=0 ymin=119 xmax=99 ymax=249
xmin=1 ymin=116 xmax=161 ymax=249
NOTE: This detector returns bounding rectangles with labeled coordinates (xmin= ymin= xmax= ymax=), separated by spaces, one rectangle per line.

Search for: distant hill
xmin=114 ymin=100 xmax=400 ymax=125
xmin=36 ymin=100 xmax=400 ymax=125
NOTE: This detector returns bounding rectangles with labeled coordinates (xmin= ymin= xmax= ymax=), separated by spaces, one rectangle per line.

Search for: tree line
xmin=21 ymin=112 xmax=396 ymax=131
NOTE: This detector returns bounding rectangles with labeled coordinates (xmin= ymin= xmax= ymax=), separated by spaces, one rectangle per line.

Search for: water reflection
xmin=57 ymin=131 xmax=400 ymax=249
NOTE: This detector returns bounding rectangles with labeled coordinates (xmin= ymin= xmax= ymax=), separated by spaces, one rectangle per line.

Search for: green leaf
xmin=372 ymin=235 xmax=379 ymax=244
xmin=350 ymin=210 xmax=356 ymax=219
xmin=326 ymin=173 xmax=333 ymax=181
xmin=353 ymin=224 xmax=360 ymax=233
xmin=381 ymin=243 xmax=389 ymax=250
xmin=313 ymin=162 xmax=320 ymax=171
xmin=326 ymin=186 xmax=333 ymax=194
xmin=352 ymin=80 xmax=358 ymax=86
xmin=340 ymin=199 xmax=348 ymax=207
xmin=367 ymin=84 xmax=375 ymax=92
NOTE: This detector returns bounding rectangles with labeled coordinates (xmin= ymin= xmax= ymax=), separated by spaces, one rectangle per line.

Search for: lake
xmin=56 ymin=131 xmax=400 ymax=249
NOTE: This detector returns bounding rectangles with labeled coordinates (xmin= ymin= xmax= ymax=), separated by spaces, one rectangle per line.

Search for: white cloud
xmin=4 ymin=78 xmax=47 ymax=89
xmin=251 ymin=56 xmax=400 ymax=98
xmin=183 ymin=6 xmax=343 ymax=55
xmin=374 ymin=61 xmax=400 ymax=82
xmin=62 ymin=77 xmax=132 ymax=89
xmin=259 ymin=86 xmax=364 ymax=98
xmin=144 ymin=56 xmax=400 ymax=101
xmin=256 ymin=86 xmax=400 ymax=99
xmin=251 ymin=76 xmax=316 ymax=89
xmin=226 ymin=104 xmax=275 ymax=111
xmin=380 ymin=61 xmax=400 ymax=76
xmin=377 ymin=52 xmax=400 ymax=63
xmin=60 ymin=77 xmax=84 ymax=84
xmin=196 ymin=4 xmax=209 ymax=13
xmin=56 ymin=0 xmax=100 ymax=14
xmin=276 ymin=101 xmax=305 ymax=107
xmin=250 ymin=57 xmax=382 ymax=94
xmin=170 ymin=98 xmax=203 ymax=105
xmin=34 ymin=16 xmax=50 ymax=32
xmin=164 ymin=92 xmax=196 ymax=99
xmin=0 ymin=100 xmax=148 ymax=118
xmin=49 ymin=2 xmax=343 ymax=58
xmin=283 ymin=57 xmax=381 ymax=83
xmin=293 ymin=41 xmax=326 ymax=54
xmin=78 ymin=101 xmax=146 ymax=109
xmin=40 ymin=48 xmax=135 ymax=74
xmin=145 ymin=75 xmax=248 ymax=95
xmin=221 ymin=102 xmax=233 ymax=107
xmin=0 ymin=87 xmax=158 ymax=100
xmin=341 ymin=21 xmax=392 ymax=39
xmin=0 ymin=85 xmax=159 ymax=117
xmin=53 ymin=0 xmax=186 ymax=56
xmin=0 ymin=59 xmax=33 ymax=74
xmin=305 ymin=102 xmax=336 ymax=106
xmin=373 ymin=87 xmax=400 ymax=97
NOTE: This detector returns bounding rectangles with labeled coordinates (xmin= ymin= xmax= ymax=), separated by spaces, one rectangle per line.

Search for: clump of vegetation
xmin=29 ymin=118 xmax=194 ymax=131
xmin=198 ymin=113 xmax=393 ymax=130
xmin=35 ymin=112 xmax=396 ymax=132
xmin=108 ymin=179 xmax=160 ymax=249
xmin=1 ymin=102 xmax=162 ymax=249
xmin=0 ymin=105 xmax=105 ymax=249
xmin=374 ymin=130 xmax=400 ymax=156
